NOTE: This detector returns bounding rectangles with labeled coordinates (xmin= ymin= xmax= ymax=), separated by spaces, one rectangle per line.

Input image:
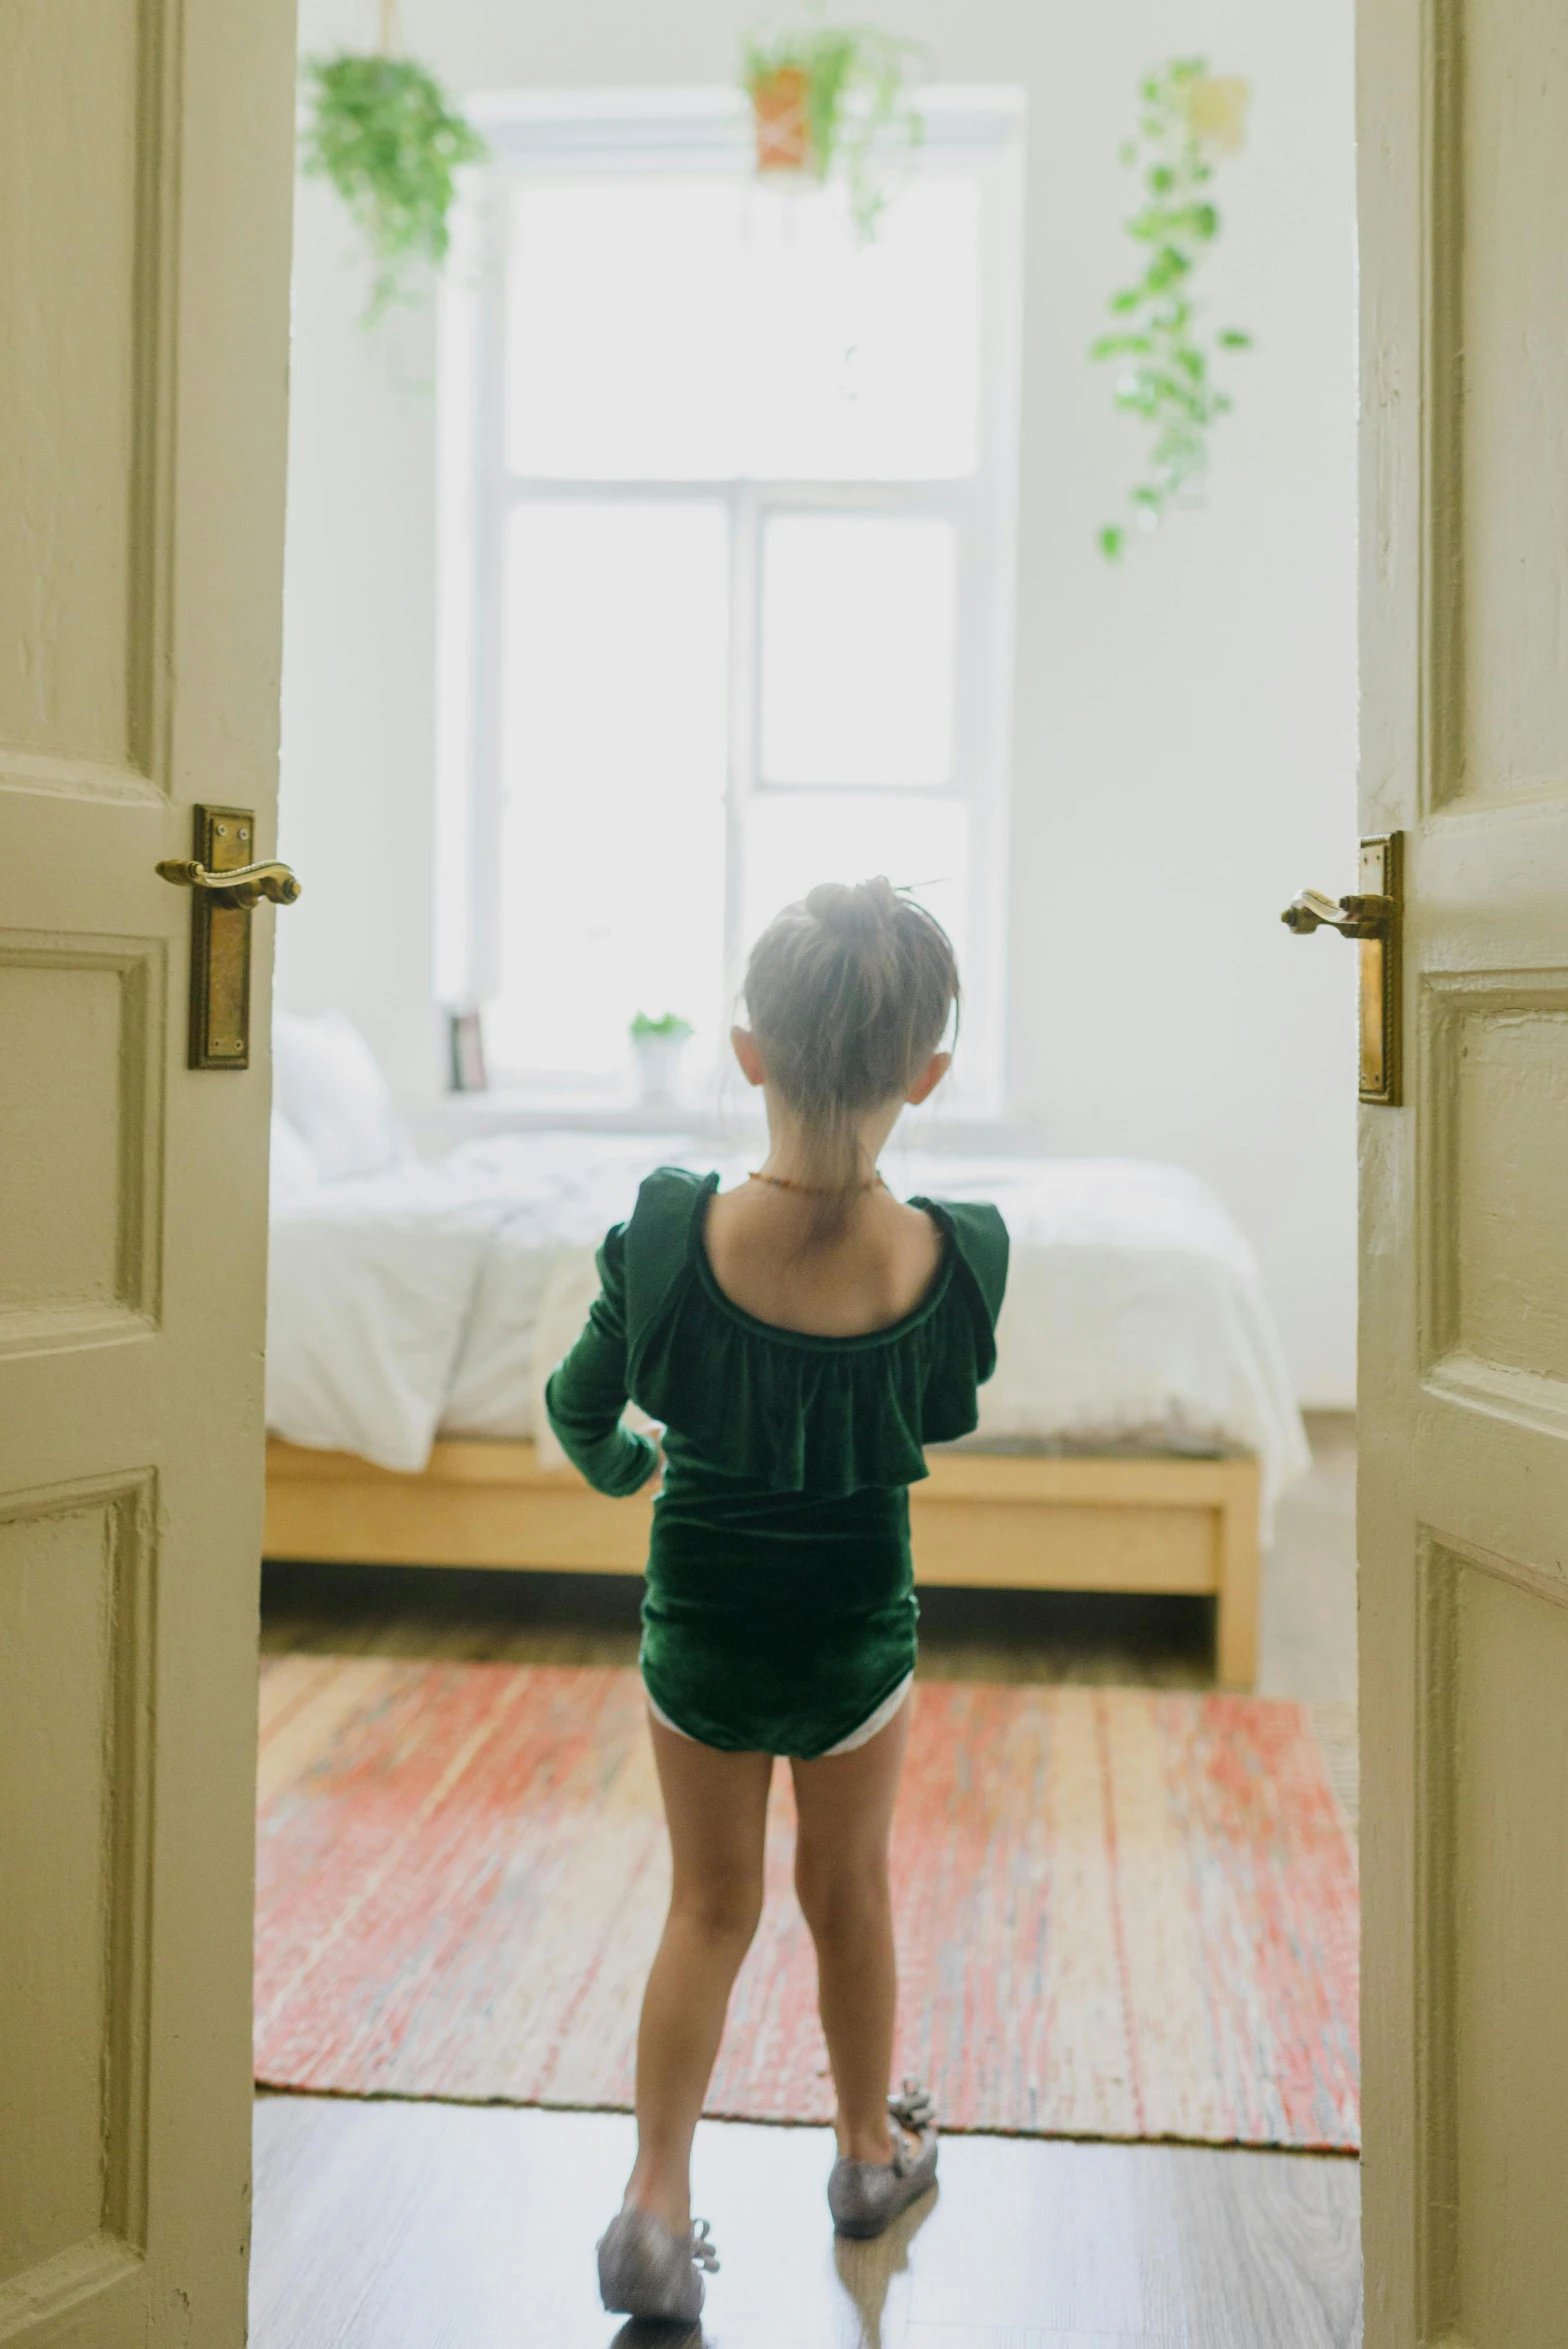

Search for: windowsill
xmin=402 ymin=1087 xmax=1049 ymax=1160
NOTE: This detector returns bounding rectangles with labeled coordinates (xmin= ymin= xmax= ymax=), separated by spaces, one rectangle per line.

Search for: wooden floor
xmin=252 ymin=1416 xmax=1361 ymax=2349
xmin=252 ymin=2101 xmax=1361 ymax=2349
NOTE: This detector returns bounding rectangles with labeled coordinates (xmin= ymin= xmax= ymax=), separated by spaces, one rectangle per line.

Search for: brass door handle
xmin=157 ymin=856 xmax=302 ymax=910
xmin=1280 ymin=835 xmax=1403 ymax=1106
xmin=1280 ymin=887 xmax=1393 ymax=939
xmin=160 ymin=806 xmax=299 ymax=1068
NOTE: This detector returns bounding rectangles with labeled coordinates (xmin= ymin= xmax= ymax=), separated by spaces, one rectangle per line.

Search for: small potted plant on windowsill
xmin=629 ymin=1012 xmax=694 ymax=1104
xmin=742 ymin=24 xmax=924 ymax=236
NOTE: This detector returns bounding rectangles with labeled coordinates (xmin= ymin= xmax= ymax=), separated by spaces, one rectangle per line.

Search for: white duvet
xmin=266 ymin=1134 xmax=1309 ymax=1532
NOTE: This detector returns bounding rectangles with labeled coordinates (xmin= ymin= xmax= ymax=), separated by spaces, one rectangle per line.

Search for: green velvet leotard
xmin=544 ymin=1167 xmax=1009 ymax=1759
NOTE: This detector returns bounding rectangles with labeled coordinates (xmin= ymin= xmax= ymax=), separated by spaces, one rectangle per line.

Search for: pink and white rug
xmin=255 ymin=1659 xmax=1359 ymax=2151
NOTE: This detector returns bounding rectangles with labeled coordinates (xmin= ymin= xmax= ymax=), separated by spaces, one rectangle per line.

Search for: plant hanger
xmin=742 ymin=18 xmax=927 ymax=238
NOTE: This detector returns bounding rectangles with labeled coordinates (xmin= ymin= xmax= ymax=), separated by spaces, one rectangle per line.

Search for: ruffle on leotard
xmin=617 ymin=1167 xmax=1008 ymax=1501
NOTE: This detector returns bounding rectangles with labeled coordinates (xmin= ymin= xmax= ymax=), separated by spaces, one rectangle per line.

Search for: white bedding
xmin=266 ymin=1135 xmax=1309 ymax=1532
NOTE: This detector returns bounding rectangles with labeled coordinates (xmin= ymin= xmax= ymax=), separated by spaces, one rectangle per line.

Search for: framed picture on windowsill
xmin=448 ymin=1008 xmax=489 ymax=1094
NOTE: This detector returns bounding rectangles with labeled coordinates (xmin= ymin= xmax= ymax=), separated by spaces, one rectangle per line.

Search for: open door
xmin=1347 ymin=0 xmax=1568 ymax=2338
xmin=0 ymin=2 xmax=297 ymax=2342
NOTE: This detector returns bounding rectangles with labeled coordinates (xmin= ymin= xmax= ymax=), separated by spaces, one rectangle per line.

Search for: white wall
xmin=277 ymin=0 xmax=1359 ymax=1403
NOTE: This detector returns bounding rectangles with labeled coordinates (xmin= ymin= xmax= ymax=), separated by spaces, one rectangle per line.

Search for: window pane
xmin=489 ymin=504 xmax=729 ymax=1081
xmin=507 ymin=183 xmax=746 ymax=480
xmin=744 ymin=175 xmax=982 ymax=481
xmin=505 ymin=174 xmax=981 ymax=483
xmin=760 ymin=515 xmax=956 ymax=785
xmin=742 ymin=794 xmax=968 ymax=976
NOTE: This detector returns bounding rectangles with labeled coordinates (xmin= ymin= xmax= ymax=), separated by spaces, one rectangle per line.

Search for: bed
xmin=262 ymin=1037 xmax=1307 ymax=1689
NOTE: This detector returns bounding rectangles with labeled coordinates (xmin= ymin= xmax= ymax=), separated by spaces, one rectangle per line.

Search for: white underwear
xmin=646 ymin=1671 xmax=914 ymax=1760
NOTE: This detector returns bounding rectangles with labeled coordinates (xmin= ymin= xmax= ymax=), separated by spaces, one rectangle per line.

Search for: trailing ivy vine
xmin=303 ymin=52 xmax=486 ymax=322
xmin=1091 ymin=59 xmax=1251 ymax=560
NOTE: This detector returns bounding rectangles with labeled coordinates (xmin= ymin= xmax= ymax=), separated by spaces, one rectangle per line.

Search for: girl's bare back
xmin=703 ymin=1181 xmax=944 ymax=1338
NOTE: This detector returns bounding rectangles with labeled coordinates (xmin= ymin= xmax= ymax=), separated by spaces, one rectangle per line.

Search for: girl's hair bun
xmin=804 ymin=876 xmax=898 ymax=943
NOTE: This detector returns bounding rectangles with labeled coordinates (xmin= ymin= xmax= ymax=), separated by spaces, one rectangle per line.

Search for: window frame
xmin=437 ymin=86 xmax=1025 ymax=1112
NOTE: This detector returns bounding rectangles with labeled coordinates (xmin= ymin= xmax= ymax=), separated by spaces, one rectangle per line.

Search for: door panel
xmin=1424 ymin=1549 xmax=1568 ymax=2346
xmin=0 ymin=0 xmax=297 ymax=2339
xmin=0 ymin=0 xmax=148 ymax=769
xmin=1422 ymin=971 xmax=1568 ymax=1435
xmin=0 ymin=941 xmax=163 ymax=1349
xmin=1444 ymin=0 xmax=1568 ymax=799
xmin=1359 ymin=0 xmax=1568 ymax=2339
xmin=0 ymin=1483 xmax=154 ymax=2303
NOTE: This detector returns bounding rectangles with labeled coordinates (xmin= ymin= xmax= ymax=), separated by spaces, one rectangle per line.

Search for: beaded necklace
xmin=747 ymin=1170 xmax=885 ymax=1197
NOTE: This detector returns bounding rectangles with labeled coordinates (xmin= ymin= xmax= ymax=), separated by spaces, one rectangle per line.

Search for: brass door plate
xmin=185 ymin=804 xmax=258 ymax=1069
xmin=1358 ymin=831 xmax=1401 ymax=1105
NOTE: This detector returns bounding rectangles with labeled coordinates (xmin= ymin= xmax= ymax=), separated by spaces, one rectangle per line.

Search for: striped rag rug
xmin=255 ymin=1657 xmax=1359 ymax=2151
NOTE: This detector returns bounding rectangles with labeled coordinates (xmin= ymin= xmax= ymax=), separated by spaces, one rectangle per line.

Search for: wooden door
xmin=1357 ymin=0 xmax=1568 ymax=2339
xmin=0 ymin=2 xmax=297 ymax=2341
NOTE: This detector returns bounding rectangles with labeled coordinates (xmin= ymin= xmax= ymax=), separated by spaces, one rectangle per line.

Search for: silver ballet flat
xmin=827 ymin=2079 xmax=939 ymax=2240
xmin=596 ymin=2207 xmax=719 ymax=2323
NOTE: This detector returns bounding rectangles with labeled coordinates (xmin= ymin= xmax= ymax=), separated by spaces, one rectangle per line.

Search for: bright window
xmin=438 ymin=90 xmax=1023 ymax=1105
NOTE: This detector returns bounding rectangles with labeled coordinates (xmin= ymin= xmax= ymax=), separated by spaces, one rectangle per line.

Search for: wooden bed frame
xmin=264 ymin=1439 xmax=1261 ymax=1688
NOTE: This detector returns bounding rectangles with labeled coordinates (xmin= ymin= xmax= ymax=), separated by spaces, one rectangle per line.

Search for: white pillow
xmin=272 ymin=1009 xmax=409 ymax=1182
xmin=269 ymin=1110 xmax=319 ymax=1204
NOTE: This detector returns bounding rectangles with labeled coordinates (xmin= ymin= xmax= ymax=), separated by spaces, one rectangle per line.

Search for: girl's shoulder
xmin=628 ymin=1163 xmax=717 ymax=1234
xmin=909 ymin=1196 xmax=1009 ymax=1328
xmin=614 ymin=1164 xmax=716 ymax=1333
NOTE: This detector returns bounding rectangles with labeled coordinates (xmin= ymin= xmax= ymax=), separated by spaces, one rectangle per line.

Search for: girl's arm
xmin=543 ymin=1226 xmax=660 ymax=1497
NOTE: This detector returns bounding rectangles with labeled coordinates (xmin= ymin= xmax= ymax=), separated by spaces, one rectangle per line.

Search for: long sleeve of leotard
xmin=543 ymin=1223 xmax=660 ymax=1498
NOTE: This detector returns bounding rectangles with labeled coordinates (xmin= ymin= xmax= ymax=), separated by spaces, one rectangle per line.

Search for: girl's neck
xmin=755 ymin=1096 xmax=897 ymax=1194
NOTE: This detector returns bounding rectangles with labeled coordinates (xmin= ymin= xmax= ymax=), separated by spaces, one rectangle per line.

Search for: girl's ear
xmin=731 ymin=1026 xmax=766 ymax=1088
xmin=905 ymin=1050 xmax=952 ymax=1107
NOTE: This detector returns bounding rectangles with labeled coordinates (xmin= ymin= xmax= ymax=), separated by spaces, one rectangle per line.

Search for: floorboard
xmin=251 ymin=1418 xmax=1361 ymax=2347
xmin=251 ymin=2099 xmax=1361 ymax=2349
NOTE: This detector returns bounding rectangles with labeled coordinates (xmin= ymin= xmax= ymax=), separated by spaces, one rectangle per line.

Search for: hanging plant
xmin=302 ymin=17 xmax=486 ymax=323
xmin=742 ymin=25 xmax=925 ymax=238
xmin=1091 ymin=59 xmax=1252 ymax=560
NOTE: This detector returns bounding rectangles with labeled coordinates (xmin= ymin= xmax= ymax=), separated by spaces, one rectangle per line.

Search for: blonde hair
xmin=742 ymin=877 xmax=959 ymax=1241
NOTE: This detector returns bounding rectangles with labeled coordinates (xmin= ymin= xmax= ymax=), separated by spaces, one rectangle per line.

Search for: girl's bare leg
xmin=790 ymin=1695 xmax=913 ymax=2165
xmin=624 ymin=1714 xmax=774 ymax=2234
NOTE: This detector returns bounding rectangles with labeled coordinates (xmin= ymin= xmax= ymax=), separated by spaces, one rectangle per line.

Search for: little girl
xmin=545 ymin=876 xmax=1008 ymax=2324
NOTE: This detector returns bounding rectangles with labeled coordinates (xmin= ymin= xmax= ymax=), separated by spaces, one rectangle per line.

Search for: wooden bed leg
xmin=1215 ymin=1465 xmax=1261 ymax=1691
